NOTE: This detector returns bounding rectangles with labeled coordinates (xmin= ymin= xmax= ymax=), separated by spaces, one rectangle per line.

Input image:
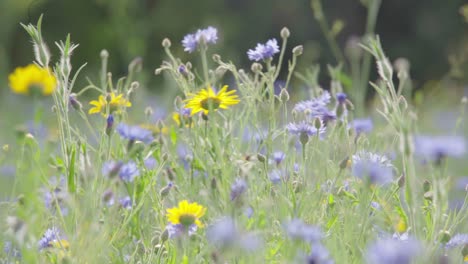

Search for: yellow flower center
xmin=179 ymin=214 xmax=196 ymax=227
xmin=200 ymin=97 xmax=221 ymax=111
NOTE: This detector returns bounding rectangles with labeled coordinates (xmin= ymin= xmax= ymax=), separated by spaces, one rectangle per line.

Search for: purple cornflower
xmin=349 ymin=118 xmax=373 ymax=134
xmin=247 ymin=39 xmax=280 ymax=61
xmin=119 ymin=196 xmax=132 ymax=209
xmin=182 ymin=26 xmax=218 ymax=53
xmin=102 ymin=189 xmax=115 ymax=207
xmin=365 ymin=237 xmax=421 ymax=264
xmin=271 ymin=151 xmax=286 ymax=165
xmin=230 ymin=178 xmax=247 ymax=201
xmin=352 ymin=161 xmax=393 ymax=185
xmin=445 ymin=233 xmax=468 ymax=249
xmin=283 ymin=218 xmax=323 ymax=243
xmin=414 ymin=135 xmax=466 ymax=163
xmin=116 ymin=123 xmax=153 ymax=144
xmin=38 ymin=227 xmax=63 ymax=250
xmin=119 ymin=161 xmax=140 ymax=182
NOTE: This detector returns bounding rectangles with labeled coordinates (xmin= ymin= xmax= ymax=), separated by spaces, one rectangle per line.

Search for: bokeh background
xmin=1 ymin=0 xmax=467 ymax=96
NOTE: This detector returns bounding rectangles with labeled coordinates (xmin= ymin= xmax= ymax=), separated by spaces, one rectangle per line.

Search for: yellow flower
xmin=395 ymin=218 xmax=407 ymax=233
xmin=166 ymin=200 xmax=206 ymax=228
xmin=88 ymin=92 xmax=131 ymax=115
xmin=172 ymin=110 xmax=194 ymax=128
xmin=140 ymin=123 xmax=169 ymax=135
xmin=184 ymin=85 xmax=239 ymax=115
xmin=8 ymin=64 xmax=57 ymax=96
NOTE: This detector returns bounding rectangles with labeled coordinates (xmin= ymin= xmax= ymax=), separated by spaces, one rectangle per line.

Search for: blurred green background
xmin=0 ymin=0 xmax=467 ymax=95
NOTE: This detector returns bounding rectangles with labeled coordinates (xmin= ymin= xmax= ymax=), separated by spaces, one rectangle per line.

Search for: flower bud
xmin=251 ymin=62 xmax=263 ymax=73
xmin=100 ymin=49 xmax=109 ymax=59
xmin=212 ymin=54 xmax=221 ymax=63
xmin=162 ymin=38 xmax=171 ymax=48
xmin=280 ymin=27 xmax=290 ymax=39
xmin=292 ymin=45 xmax=303 ymax=56
xmin=69 ymin=94 xmax=82 ymax=111
xmin=279 ymin=88 xmax=290 ymax=102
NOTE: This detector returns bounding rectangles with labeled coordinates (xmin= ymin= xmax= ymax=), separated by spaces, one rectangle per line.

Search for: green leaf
xmin=68 ymin=145 xmax=76 ymax=193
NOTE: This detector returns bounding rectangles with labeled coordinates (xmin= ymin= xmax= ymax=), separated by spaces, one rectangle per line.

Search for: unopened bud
xmin=280 ymin=27 xmax=290 ymax=39
xmin=155 ymin=68 xmax=163 ymax=75
xmin=145 ymin=107 xmax=154 ymax=118
xmin=106 ymin=114 xmax=114 ymax=136
xmin=160 ymin=229 xmax=169 ymax=243
xmin=162 ymin=38 xmax=171 ymax=48
xmin=211 ymin=177 xmax=217 ymax=190
xmin=69 ymin=94 xmax=82 ymax=111
xmin=100 ymin=49 xmax=109 ymax=59
xmin=166 ymin=167 xmax=175 ymax=181
xmin=257 ymin=153 xmax=266 ymax=163
xmin=279 ymin=88 xmax=290 ymax=102
xmin=212 ymin=54 xmax=221 ymax=63
xmin=251 ymin=62 xmax=263 ymax=73
xmin=129 ymin=57 xmax=143 ymax=73
xmin=423 ymin=180 xmax=431 ymax=192
xmin=397 ymin=174 xmax=405 ymax=188
xmin=292 ymin=45 xmax=303 ymax=56
xmin=159 ymin=182 xmax=173 ymax=197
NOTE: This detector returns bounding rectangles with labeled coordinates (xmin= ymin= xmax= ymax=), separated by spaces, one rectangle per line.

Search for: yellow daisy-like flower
xmin=8 ymin=64 xmax=57 ymax=96
xmin=88 ymin=92 xmax=132 ymax=115
xmin=166 ymin=200 xmax=206 ymax=228
xmin=184 ymin=85 xmax=240 ymax=115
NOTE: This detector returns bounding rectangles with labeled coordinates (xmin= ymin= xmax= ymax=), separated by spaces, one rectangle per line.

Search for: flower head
xmin=182 ymin=26 xmax=218 ymax=53
xmin=119 ymin=196 xmax=132 ymax=209
xmin=336 ymin=92 xmax=347 ymax=104
xmin=8 ymin=64 xmax=57 ymax=96
xmin=230 ymin=178 xmax=247 ymax=201
xmin=247 ymin=39 xmax=280 ymax=61
xmin=38 ymin=227 xmax=68 ymax=250
xmin=116 ymin=123 xmax=153 ymax=144
xmin=414 ymin=135 xmax=466 ymax=163
xmin=166 ymin=200 xmax=206 ymax=228
xmin=365 ymin=237 xmax=421 ymax=264
xmin=352 ymin=151 xmax=394 ymax=185
xmin=287 ymin=121 xmax=326 ymax=145
xmin=173 ymin=107 xmax=193 ymax=127
xmin=88 ymin=92 xmax=131 ymax=116
xmin=283 ymin=218 xmax=323 ymax=243
xmin=119 ymin=161 xmax=140 ymax=182
xmin=306 ymin=243 xmax=334 ymax=264
xmin=445 ymin=233 xmax=468 ymax=249
xmin=166 ymin=223 xmax=198 ymax=238
xmin=184 ymin=85 xmax=240 ymax=115
xmin=349 ymin=119 xmax=374 ymax=134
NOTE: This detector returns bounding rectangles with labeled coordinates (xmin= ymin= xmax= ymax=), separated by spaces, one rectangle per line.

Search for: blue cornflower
xmin=144 ymin=157 xmax=157 ymax=170
xmin=206 ymin=218 xmax=238 ymax=248
xmin=365 ymin=237 xmax=421 ymax=264
xmin=336 ymin=92 xmax=347 ymax=104
xmin=38 ymin=227 xmax=62 ymax=250
xmin=287 ymin=121 xmax=326 ymax=144
xmin=43 ymin=176 xmax=68 ymax=215
xmin=166 ymin=223 xmax=197 ymax=238
xmin=349 ymin=118 xmax=373 ymax=134
xmin=102 ymin=189 xmax=115 ymax=207
xmin=119 ymin=196 xmax=132 ymax=209
xmin=106 ymin=114 xmax=114 ymax=135
xmin=230 ymin=178 xmax=247 ymax=201
xmin=119 ymin=161 xmax=140 ymax=182
xmin=414 ymin=135 xmax=466 ymax=163
xmin=445 ymin=233 xmax=468 ymax=249
xmin=182 ymin=26 xmax=218 ymax=53
xmin=4 ymin=241 xmax=21 ymax=258
xmin=306 ymin=243 xmax=334 ymax=264
xmin=102 ymin=160 xmax=124 ymax=178
xmin=283 ymin=218 xmax=323 ymax=243
xmin=271 ymin=151 xmax=286 ymax=165
xmin=352 ymin=161 xmax=393 ymax=185
xmin=116 ymin=123 xmax=153 ymax=144
xmin=247 ymin=39 xmax=280 ymax=61
xmin=269 ymin=169 xmax=282 ymax=184
xmin=293 ymin=92 xmax=331 ymax=114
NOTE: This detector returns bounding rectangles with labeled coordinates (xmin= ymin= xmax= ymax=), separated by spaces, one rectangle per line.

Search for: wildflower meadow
xmin=1 ymin=4 xmax=468 ymax=264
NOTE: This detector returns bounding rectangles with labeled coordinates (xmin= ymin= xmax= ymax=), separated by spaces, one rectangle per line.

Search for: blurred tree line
xmin=0 ymin=0 xmax=466 ymax=96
